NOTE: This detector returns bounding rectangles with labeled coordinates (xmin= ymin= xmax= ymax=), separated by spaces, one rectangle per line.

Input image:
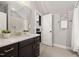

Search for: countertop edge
xmin=0 ymin=34 xmax=40 ymax=48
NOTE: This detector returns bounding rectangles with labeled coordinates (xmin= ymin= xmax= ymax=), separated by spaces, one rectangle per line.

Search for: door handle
xmin=4 ymin=48 xmax=14 ymax=53
xmin=0 ymin=53 xmax=5 ymax=56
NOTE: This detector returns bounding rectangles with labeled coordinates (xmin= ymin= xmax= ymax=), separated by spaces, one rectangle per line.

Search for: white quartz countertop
xmin=0 ymin=34 xmax=40 ymax=48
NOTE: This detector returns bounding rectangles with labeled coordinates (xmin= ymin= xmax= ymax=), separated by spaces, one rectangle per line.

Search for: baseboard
xmin=40 ymin=42 xmax=72 ymax=50
xmin=53 ymin=43 xmax=71 ymax=50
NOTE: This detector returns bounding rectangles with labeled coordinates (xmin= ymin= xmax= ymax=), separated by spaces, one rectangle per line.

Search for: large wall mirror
xmin=0 ymin=1 xmax=35 ymax=34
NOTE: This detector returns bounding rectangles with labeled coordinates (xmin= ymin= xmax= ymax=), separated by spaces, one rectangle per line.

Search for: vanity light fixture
xmin=18 ymin=1 xmax=31 ymax=7
xmin=18 ymin=1 xmax=26 ymax=6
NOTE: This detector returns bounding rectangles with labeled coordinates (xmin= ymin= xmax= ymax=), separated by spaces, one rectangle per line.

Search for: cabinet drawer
xmin=19 ymin=44 xmax=33 ymax=57
xmin=0 ymin=43 xmax=18 ymax=57
xmin=19 ymin=38 xmax=34 ymax=48
xmin=33 ymin=49 xmax=40 ymax=57
xmin=5 ymin=51 xmax=18 ymax=57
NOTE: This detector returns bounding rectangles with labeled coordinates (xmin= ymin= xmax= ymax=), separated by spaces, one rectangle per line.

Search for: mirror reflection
xmin=8 ymin=2 xmax=32 ymax=33
xmin=0 ymin=1 xmax=41 ymax=35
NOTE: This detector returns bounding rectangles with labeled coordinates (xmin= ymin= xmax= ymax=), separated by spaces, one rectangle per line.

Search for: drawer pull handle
xmin=4 ymin=48 xmax=14 ymax=53
xmin=0 ymin=53 xmax=5 ymax=56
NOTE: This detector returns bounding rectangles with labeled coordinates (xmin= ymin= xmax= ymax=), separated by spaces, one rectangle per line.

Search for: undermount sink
xmin=0 ymin=31 xmax=35 ymax=40
xmin=11 ymin=32 xmax=31 ymax=37
xmin=13 ymin=32 xmax=22 ymax=36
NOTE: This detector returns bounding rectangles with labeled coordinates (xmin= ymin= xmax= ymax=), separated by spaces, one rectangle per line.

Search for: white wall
xmin=28 ymin=10 xmax=36 ymax=34
xmin=53 ymin=11 xmax=73 ymax=49
xmin=28 ymin=9 xmax=42 ymax=34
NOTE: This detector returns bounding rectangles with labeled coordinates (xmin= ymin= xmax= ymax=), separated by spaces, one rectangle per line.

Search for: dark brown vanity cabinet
xmin=19 ymin=38 xmax=34 ymax=57
xmin=19 ymin=44 xmax=33 ymax=57
xmin=0 ymin=36 xmax=40 ymax=57
xmin=33 ymin=37 xmax=40 ymax=57
xmin=0 ymin=43 xmax=18 ymax=57
xmin=19 ymin=36 xmax=40 ymax=57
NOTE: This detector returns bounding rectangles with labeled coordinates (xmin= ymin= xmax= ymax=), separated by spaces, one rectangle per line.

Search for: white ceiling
xmin=0 ymin=1 xmax=77 ymax=15
xmin=31 ymin=1 xmax=77 ymax=15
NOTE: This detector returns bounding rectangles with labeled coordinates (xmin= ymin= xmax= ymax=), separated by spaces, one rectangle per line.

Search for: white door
xmin=41 ymin=14 xmax=53 ymax=46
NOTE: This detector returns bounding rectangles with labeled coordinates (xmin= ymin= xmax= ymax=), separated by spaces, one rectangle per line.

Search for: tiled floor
xmin=40 ymin=43 xmax=78 ymax=57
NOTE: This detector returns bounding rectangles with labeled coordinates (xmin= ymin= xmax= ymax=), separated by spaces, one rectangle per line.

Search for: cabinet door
xmin=5 ymin=51 xmax=18 ymax=57
xmin=33 ymin=43 xmax=40 ymax=57
xmin=19 ymin=44 xmax=33 ymax=57
xmin=0 ymin=43 xmax=18 ymax=57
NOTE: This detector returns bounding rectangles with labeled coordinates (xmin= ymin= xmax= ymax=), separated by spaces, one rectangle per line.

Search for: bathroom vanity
xmin=0 ymin=34 xmax=40 ymax=57
xmin=0 ymin=2 xmax=41 ymax=57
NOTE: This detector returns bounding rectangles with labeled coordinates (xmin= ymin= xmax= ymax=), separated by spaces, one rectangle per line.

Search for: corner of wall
xmin=53 ymin=43 xmax=72 ymax=50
